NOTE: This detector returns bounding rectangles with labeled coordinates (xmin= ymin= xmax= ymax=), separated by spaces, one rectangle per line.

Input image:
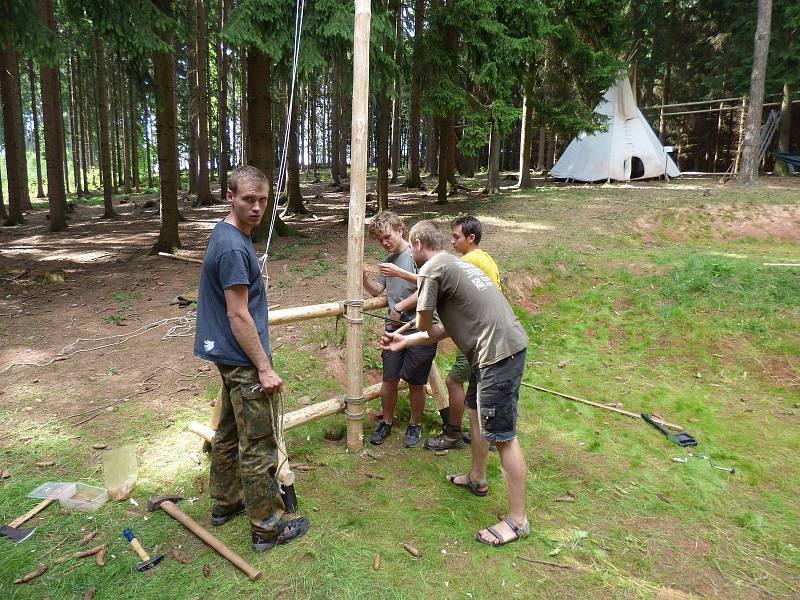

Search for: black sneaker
xmin=424 ymin=428 xmax=465 ymax=450
xmin=404 ymin=424 xmax=422 ymax=448
xmin=369 ymin=420 xmax=392 ymax=445
xmin=251 ymin=516 xmax=310 ymax=552
xmin=211 ymin=502 xmax=245 ymax=526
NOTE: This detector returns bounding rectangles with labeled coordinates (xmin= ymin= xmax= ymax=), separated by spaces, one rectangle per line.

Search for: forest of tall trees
xmin=0 ymin=1 xmax=797 ymax=246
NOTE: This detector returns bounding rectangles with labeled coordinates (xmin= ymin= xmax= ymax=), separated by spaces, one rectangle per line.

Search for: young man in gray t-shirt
xmin=363 ymin=212 xmax=437 ymax=447
xmin=381 ymin=220 xmax=530 ymax=547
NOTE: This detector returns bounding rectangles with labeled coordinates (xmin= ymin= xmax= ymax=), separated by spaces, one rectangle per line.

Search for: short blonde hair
xmin=408 ymin=220 xmax=444 ymax=250
xmin=228 ymin=165 xmax=268 ymax=194
xmin=368 ymin=211 xmax=405 ymax=239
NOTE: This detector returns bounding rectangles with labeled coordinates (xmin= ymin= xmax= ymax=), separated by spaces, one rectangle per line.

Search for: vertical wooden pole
xmin=734 ymin=97 xmax=747 ymax=174
xmin=345 ymin=0 xmax=371 ymax=451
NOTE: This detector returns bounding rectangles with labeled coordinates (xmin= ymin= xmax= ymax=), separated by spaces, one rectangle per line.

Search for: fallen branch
xmin=516 ymin=555 xmax=573 ymax=569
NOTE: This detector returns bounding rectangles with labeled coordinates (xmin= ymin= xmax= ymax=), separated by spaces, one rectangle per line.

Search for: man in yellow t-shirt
xmin=425 ymin=215 xmax=502 ymax=451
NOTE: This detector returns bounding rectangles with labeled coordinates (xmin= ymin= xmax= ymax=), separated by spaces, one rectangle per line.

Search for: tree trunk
xmin=187 ymin=1 xmax=199 ymax=194
xmin=129 ymin=74 xmax=140 ymax=192
xmin=518 ymin=63 xmax=534 ymax=187
xmin=27 ymin=60 xmax=45 ymax=199
xmin=109 ymin=55 xmax=119 ymax=191
xmin=217 ymin=0 xmax=230 ymax=199
xmin=337 ymin=52 xmax=348 ymax=179
xmin=405 ymin=0 xmax=423 ymax=188
xmin=329 ymin=63 xmax=341 ymax=184
xmin=119 ymin=56 xmax=131 ymax=195
xmin=239 ymin=46 xmax=247 ymax=166
xmin=194 ymin=0 xmax=214 ymax=205
xmin=0 ymin=40 xmax=30 ymax=224
xmin=487 ymin=122 xmax=501 ymax=194
xmin=76 ymin=55 xmax=89 ymax=194
xmin=737 ymin=0 xmax=772 ymax=184
xmin=309 ymin=78 xmax=319 ymax=181
xmin=389 ymin=0 xmax=402 ymax=183
xmin=284 ymin=97 xmax=307 ymax=215
xmin=536 ymin=126 xmax=545 ymax=169
xmin=39 ymin=0 xmax=67 ymax=231
xmin=67 ymin=55 xmax=82 ymax=197
xmin=377 ymin=93 xmax=391 ymax=210
xmin=144 ymin=89 xmax=153 ymax=188
xmin=151 ymin=0 xmax=180 ymax=253
xmin=94 ymin=35 xmax=117 ymax=218
xmin=426 ymin=117 xmax=438 ymax=176
xmin=775 ymin=83 xmax=792 ymax=175
xmin=436 ymin=114 xmax=454 ymax=204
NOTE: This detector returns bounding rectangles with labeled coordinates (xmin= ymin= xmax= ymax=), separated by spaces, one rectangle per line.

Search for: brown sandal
xmin=475 ymin=516 xmax=531 ymax=546
xmin=446 ymin=472 xmax=489 ymax=497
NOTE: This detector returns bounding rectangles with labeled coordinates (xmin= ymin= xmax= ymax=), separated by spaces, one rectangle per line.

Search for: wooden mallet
xmin=147 ymin=495 xmax=262 ymax=581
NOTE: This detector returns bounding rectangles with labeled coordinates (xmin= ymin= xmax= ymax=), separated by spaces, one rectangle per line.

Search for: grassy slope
xmin=1 ymin=182 xmax=798 ymax=599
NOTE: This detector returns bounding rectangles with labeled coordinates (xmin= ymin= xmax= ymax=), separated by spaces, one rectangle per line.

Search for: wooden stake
xmin=345 ymin=0 xmax=372 ymax=451
xmin=426 ymin=364 xmax=449 ymax=411
xmin=520 ymin=383 xmax=684 ymax=431
xmin=269 ymin=295 xmax=387 ymax=326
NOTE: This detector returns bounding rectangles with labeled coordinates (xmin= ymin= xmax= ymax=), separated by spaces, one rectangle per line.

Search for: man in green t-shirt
xmin=425 ymin=215 xmax=502 ymax=451
xmin=381 ymin=220 xmax=530 ymax=547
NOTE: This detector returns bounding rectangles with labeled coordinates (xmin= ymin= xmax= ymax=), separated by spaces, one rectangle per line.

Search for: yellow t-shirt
xmin=462 ymin=248 xmax=501 ymax=290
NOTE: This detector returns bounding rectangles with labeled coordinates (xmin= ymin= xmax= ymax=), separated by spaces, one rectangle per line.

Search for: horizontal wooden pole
xmin=157 ymin=251 xmax=203 ymax=265
xmin=187 ymin=380 xmax=405 ymax=442
xmin=269 ymin=295 xmax=387 ymax=325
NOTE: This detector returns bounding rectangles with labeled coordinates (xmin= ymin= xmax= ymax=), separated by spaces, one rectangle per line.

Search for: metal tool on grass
xmin=122 ymin=528 xmax=164 ymax=571
xmin=687 ymin=453 xmax=735 ymax=474
xmin=641 ymin=413 xmax=697 ymax=447
xmin=0 ymin=498 xmax=55 ymax=544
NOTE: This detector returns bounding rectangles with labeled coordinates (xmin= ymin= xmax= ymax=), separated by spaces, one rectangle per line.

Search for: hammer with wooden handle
xmin=148 ymin=495 xmax=262 ymax=581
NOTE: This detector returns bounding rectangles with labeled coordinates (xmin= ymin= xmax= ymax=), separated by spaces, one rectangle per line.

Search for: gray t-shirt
xmin=376 ymin=246 xmax=418 ymax=325
xmin=194 ymin=220 xmax=270 ymax=366
xmin=417 ymin=251 xmax=527 ymax=368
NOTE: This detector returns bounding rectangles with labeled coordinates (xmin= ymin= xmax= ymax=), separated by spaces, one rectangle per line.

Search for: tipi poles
xmin=344 ymin=0 xmax=372 ymax=451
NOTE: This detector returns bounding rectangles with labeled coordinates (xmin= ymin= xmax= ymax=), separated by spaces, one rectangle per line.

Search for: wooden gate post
xmin=345 ymin=0 xmax=372 ymax=451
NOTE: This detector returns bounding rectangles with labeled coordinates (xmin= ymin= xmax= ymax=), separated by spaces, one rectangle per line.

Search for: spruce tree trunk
xmin=239 ymin=46 xmax=247 ymax=166
xmin=405 ymin=0 xmax=423 ymax=188
xmin=144 ymin=89 xmax=153 ymax=188
xmin=187 ymin=1 xmax=199 ymax=194
xmin=67 ymin=55 xmax=82 ymax=197
xmin=336 ymin=51 xmax=348 ymax=179
xmin=487 ymin=122 xmax=500 ymax=194
xmin=129 ymin=75 xmax=140 ymax=191
xmin=27 ymin=60 xmax=45 ymax=199
xmin=389 ymin=0 xmax=402 ymax=183
xmin=76 ymin=55 xmax=89 ymax=194
xmin=426 ymin=117 xmax=438 ymax=176
xmin=0 ymin=40 xmax=30 ymax=224
xmin=0 ymin=166 xmax=4 ymax=219
xmin=536 ymin=127 xmax=545 ymax=168
xmin=737 ymin=0 xmax=772 ymax=185
xmin=151 ymin=0 xmax=180 ymax=253
xmin=194 ymin=0 xmax=213 ymax=205
xmin=309 ymin=78 xmax=319 ymax=181
xmin=94 ymin=35 xmax=117 ymax=218
xmin=119 ymin=57 xmax=131 ymax=195
xmin=109 ymin=57 xmax=119 ymax=191
xmin=217 ymin=0 xmax=230 ymax=198
xmin=436 ymin=114 xmax=454 ymax=204
xmin=329 ymin=62 xmax=341 ymax=184
xmin=518 ymin=63 xmax=534 ymax=187
xmin=39 ymin=0 xmax=67 ymax=231
xmin=284 ymin=98 xmax=308 ymax=215
xmin=377 ymin=95 xmax=391 ymax=210
xmin=776 ymin=83 xmax=792 ymax=175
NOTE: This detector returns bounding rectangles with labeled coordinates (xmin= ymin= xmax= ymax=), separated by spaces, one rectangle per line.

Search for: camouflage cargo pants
xmin=211 ymin=364 xmax=285 ymax=538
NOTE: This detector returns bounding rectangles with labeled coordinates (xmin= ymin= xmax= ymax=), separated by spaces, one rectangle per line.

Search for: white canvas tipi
xmin=550 ymin=76 xmax=680 ymax=182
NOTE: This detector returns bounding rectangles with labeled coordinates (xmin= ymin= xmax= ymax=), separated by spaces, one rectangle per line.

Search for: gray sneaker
xmin=424 ymin=426 xmax=465 ymax=450
xmin=404 ymin=424 xmax=422 ymax=447
xmin=370 ymin=420 xmax=392 ymax=445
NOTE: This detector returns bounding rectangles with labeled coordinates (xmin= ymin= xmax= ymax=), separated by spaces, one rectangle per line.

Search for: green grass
xmin=1 ymin=183 xmax=799 ymax=598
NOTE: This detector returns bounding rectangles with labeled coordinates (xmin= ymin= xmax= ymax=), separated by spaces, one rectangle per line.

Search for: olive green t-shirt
xmin=417 ymin=251 xmax=527 ymax=368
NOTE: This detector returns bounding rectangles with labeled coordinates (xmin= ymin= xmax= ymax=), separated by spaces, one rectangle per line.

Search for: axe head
xmin=0 ymin=524 xmax=37 ymax=544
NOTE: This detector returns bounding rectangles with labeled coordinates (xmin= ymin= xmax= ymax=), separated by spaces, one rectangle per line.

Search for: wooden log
xmin=157 ymin=252 xmax=203 ymax=265
xmin=345 ymin=0 xmax=372 ymax=452
xmin=426 ymin=365 xmax=448 ymax=411
xmin=268 ymin=295 xmax=387 ymax=326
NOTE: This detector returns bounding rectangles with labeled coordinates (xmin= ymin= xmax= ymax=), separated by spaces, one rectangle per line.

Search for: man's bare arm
xmin=378 ymin=262 xmax=418 ymax=284
xmin=394 ymin=290 xmax=419 ymax=314
xmin=362 ymin=271 xmax=386 ymax=297
xmin=224 ymin=285 xmax=283 ymax=393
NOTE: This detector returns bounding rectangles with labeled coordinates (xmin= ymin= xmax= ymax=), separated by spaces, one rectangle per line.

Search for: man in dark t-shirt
xmin=381 ymin=220 xmax=530 ymax=547
xmin=194 ymin=165 xmax=309 ymax=553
